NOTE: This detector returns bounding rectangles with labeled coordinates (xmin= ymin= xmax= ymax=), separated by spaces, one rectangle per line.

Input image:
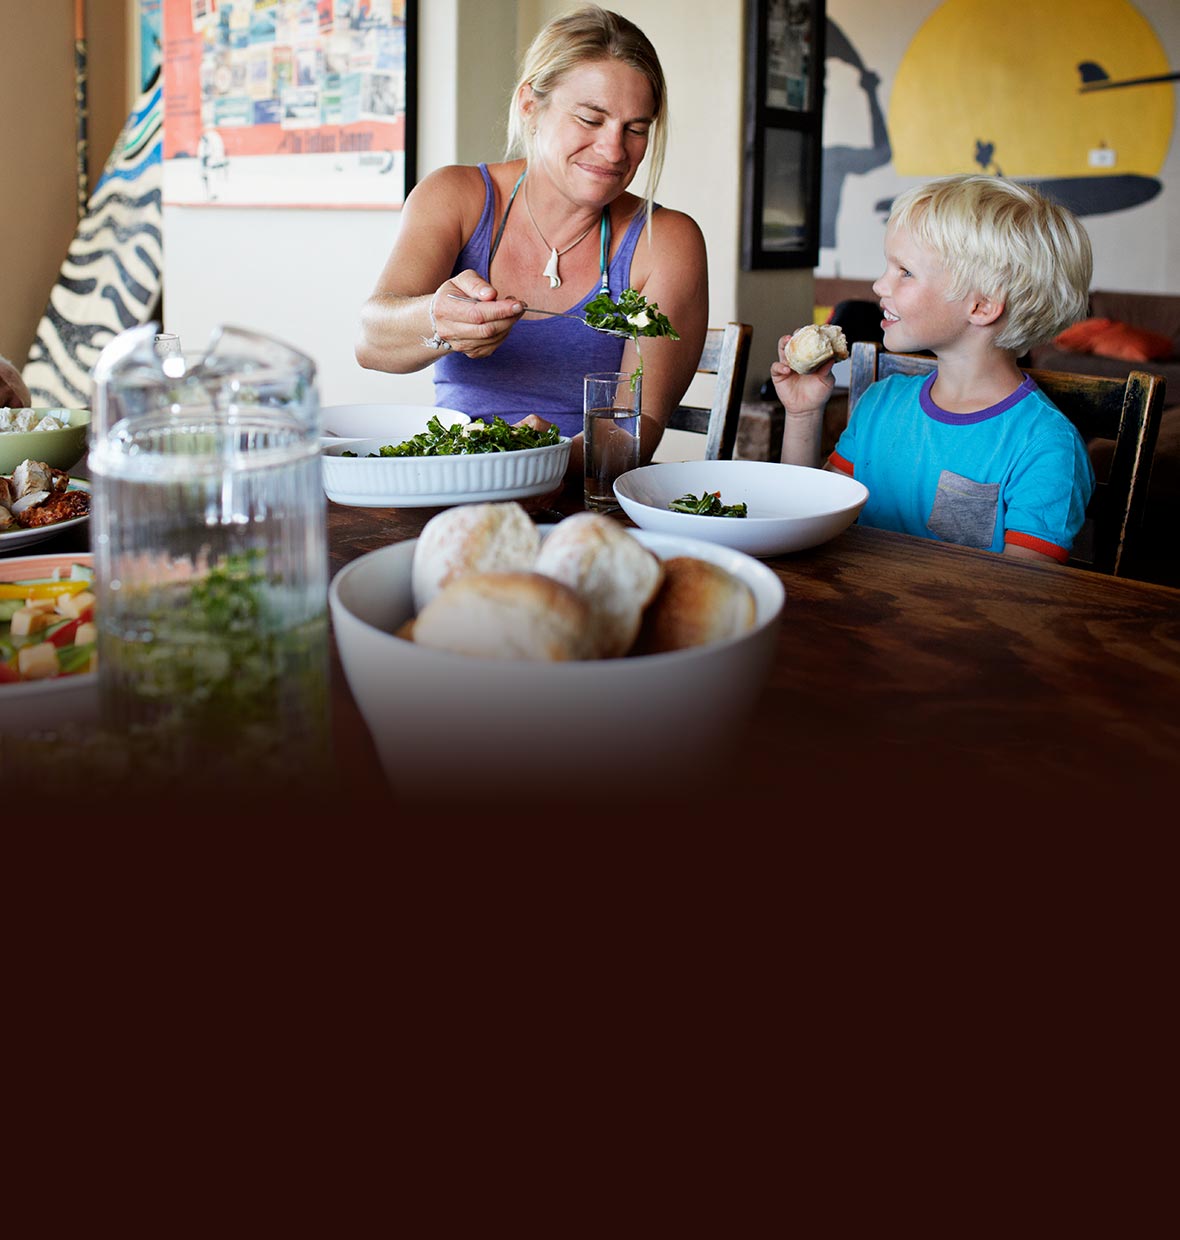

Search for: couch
xmin=775 ymin=279 xmax=1179 ymax=586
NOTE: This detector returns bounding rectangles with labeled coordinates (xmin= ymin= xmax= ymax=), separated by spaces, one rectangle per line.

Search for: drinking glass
xmin=88 ymin=322 xmax=331 ymax=792
xmin=584 ymin=370 xmax=641 ymax=512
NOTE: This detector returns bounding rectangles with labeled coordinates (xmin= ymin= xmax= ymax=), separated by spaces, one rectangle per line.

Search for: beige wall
xmin=0 ymin=0 xmax=132 ymax=372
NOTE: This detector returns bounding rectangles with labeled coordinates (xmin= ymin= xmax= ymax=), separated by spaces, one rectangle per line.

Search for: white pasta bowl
xmin=322 ymin=436 xmax=572 ymax=507
xmin=329 ymin=527 xmax=785 ymax=802
xmin=319 ymin=402 xmax=470 ymax=447
xmin=614 ymin=459 xmax=869 ymax=557
xmin=0 ymin=409 xmax=90 ymax=474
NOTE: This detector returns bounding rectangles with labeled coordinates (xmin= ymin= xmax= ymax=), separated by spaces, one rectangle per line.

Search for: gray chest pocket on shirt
xmin=926 ymin=470 xmax=1000 ymax=549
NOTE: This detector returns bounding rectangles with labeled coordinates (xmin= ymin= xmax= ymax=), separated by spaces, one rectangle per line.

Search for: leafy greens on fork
xmin=584 ymin=289 xmax=679 ymax=389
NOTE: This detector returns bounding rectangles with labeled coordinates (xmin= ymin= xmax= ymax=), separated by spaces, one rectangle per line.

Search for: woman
xmin=355 ymin=5 xmax=708 ymax=478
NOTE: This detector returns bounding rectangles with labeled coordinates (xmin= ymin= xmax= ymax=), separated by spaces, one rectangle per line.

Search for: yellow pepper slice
xmin=0 ymin=580 xmax=93 ymax=600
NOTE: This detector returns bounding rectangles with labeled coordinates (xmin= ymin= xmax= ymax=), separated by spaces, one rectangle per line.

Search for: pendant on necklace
xmin=542 ymin=248 xmax=561 ymax=289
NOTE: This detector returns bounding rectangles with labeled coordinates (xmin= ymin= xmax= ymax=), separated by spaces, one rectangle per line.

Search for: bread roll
xmin=534 ymin=512 xmax=664 ymax=658
xmin=411 ymin=571 xmax=593 ymax=661
xmin=631 ymin=557 xmax=756 ymax=655
xmin=784 ymin=323 xmax=849 ymax=374
xmin=411 ymin=501 xmax=540 ymax=612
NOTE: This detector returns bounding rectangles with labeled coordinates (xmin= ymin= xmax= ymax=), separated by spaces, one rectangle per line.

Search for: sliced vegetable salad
xmin=0 ymin=562 xmax=96 ymax=684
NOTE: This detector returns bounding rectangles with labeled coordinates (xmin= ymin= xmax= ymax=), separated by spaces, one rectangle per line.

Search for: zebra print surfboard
xmin=22 ymin=79 xmax=163 ymax=408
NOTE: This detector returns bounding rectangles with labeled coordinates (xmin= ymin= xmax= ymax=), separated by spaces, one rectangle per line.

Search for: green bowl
xmin=0 ymin=409 xmax=90 ymax=475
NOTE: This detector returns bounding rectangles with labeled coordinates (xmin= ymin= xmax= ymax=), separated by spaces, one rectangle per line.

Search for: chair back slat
xmin=667 ymin=322 xmax=753 ymax=460
xmin=845 ymin=341 xmax=1166 ymax=576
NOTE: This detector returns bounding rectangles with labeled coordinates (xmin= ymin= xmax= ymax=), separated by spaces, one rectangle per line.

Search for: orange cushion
xmin=1053 ymin=317 xmax=1115 ymax=352
xmin=1089 ymin=321 xmax=1174 ymax=363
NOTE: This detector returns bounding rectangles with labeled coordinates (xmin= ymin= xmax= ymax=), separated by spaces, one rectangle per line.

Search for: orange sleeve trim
xmin=1005 ymin=530 xmax=1070 ymax=562
xmin=828 ymin=451 xmax=854 ymax=476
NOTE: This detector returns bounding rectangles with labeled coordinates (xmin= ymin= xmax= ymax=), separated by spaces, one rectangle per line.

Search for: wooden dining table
xmin=15 ymin=475 xmax=1180 ymax=825
xmin=327 ymin=480 xmax=1180 ymax=824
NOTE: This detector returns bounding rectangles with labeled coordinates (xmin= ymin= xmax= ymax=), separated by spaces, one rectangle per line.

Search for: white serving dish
xmin=614 ymin=459 xmax=869 ymax=557
xmin=319 ymin=403 xmax=469 ymax=448
xmin=321 ymin=436 xmax=572 ymax=507
xmin=329 ymin=526 xmax=785 ymax=801
xmin=0 ymin=552 xmax=98 ymax=736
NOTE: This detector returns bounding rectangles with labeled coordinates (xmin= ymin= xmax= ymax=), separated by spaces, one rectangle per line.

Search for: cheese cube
xmin=17 ymin=642 xmax=59 ymax=679
xmin=10 ymin=607 xmax=54 ymax=637
xmin=55 ymin=590 xmax=96 ymax=619
xmin=75 ymin=621 xmax=98 ymax=645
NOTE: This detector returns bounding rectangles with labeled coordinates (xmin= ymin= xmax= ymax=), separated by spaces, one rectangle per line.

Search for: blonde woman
xmin=356 ymin=5 xmax=708 ymax=478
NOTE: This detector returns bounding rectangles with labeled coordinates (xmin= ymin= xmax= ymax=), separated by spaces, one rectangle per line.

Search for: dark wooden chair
xmin=666 ymin=322 xmax=753 ymax=460
xmin=847 ymin=341 xmax=1166 ymax=576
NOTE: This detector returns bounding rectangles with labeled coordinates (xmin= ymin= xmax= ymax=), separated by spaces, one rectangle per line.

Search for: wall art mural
xmin=820 ymin=0 xmax=1178 ymax=286
xmin=162 ymin=0 xmax=417 ymax=208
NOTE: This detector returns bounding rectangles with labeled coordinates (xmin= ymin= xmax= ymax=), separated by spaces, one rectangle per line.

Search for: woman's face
xmin=525 ymin=58 xmax=655 ymax=206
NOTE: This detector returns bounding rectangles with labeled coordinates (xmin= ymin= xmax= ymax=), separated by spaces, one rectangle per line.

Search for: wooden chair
xmin=666 ymin=322 xmax=753 ymax=460
xmin=847 ymin=341 xmax=1166 ymax=576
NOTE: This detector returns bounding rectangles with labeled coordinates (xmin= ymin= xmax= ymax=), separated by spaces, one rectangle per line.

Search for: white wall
xmin=164 ymin=0 xmax=805 ymax=415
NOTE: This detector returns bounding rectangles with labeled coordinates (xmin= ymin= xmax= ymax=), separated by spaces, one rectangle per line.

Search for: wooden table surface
xmin=14 ymin=479 xmax=1180 ymax=823
xmin=328 ymin=482 xmax=1180 ymax=821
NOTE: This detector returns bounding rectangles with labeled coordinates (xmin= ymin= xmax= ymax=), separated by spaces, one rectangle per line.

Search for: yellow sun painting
xmin=889 ymin=0 xmax=1173 ymax=178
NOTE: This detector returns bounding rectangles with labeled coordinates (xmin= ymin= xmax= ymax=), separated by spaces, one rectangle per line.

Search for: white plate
xmin=321 ymin=437 xmax=572 ymax=507
xmin=0 ymin=478 xmax=91 ymax=555
xmin=614 ymin=460 xmax=869 ymax=557
xmin=0 ymin=551 xmax=98 ymax=735
xmin=320 ymin=403 xmax=469 ymax=448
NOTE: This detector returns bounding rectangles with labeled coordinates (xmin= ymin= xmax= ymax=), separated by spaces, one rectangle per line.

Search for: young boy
xmin=773 ymin=174 xmax=1095 ymax=564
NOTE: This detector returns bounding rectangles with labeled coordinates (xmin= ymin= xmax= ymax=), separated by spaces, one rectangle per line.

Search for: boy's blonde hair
xmin=505 ymin=5 xmax=667 ymax=223
xmin=888 ymin=174 xmax=1093 ymax=354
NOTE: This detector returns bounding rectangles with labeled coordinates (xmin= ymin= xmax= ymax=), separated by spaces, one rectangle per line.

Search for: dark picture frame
xmin=742 ymin=0 xmax=826 ymax=269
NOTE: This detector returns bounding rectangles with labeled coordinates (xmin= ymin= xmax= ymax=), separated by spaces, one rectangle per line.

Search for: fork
xmin=447 ymin=293 xmax=631 ymax=338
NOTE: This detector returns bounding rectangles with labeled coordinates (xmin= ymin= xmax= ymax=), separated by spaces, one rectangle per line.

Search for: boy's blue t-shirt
xmin=831 ymin=372 xmax=1095 ymax=560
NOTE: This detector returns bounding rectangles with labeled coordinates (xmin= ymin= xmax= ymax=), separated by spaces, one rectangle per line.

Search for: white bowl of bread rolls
xmin=329 ymin=501 xmax=785 ymax=803
xmin=615 ymin=459 xmax=869 ymax=557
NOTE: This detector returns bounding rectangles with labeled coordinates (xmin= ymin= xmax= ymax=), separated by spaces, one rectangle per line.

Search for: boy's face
xmin=872 ymin=222 xmax=976 ymax=355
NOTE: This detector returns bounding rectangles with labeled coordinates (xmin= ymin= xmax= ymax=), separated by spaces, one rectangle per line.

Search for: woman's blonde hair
xmin=505 ymin=5 xmax=668 ymax=221
xmin=889 ymin=174 xmax=1093 ymax=354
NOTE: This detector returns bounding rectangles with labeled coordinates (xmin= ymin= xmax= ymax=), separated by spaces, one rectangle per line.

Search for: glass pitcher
xmin=88 ymin=323 xmax=330 ymax=793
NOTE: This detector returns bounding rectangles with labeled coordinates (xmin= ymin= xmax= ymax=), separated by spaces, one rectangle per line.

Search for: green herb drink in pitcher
xmin=89 ymin=324 xmax=330 ymax=791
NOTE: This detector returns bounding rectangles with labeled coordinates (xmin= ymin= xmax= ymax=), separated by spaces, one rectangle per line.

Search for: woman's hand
xmin=430 ymin=271 xmax=526 ymax=360
xmin=770 ymin=329 xmax=838 ymax=415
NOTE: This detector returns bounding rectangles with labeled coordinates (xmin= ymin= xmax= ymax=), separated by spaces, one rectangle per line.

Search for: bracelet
xmin=420 ymin=292 xmax=452 ymax=351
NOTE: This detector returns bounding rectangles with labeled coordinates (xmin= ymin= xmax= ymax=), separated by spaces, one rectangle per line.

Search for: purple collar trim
xmin=919 ymin=372 xmax=1036 ymax=425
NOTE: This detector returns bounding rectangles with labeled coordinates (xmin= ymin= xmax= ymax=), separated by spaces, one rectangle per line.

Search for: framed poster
xmin=162 ymin=0 xmax=417 ymax=209
xmin=742 ymin=0 xmax=825 ymax=269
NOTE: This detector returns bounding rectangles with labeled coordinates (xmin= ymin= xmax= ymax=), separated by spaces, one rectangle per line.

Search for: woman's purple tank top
xmin=433 ymin=164 xmax=656 ymax=439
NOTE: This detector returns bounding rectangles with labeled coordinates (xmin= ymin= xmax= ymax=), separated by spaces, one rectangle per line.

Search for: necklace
xmin=523 ymin=178 xmax=598 ymax=289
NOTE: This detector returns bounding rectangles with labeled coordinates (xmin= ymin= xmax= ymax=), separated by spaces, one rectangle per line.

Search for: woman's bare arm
xmin=356 ymin=165 xmax=526 ymax=373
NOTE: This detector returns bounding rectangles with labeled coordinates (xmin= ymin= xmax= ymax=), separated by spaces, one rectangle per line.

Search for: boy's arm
xmin=770 ymin=330 xmax=839 ymax=469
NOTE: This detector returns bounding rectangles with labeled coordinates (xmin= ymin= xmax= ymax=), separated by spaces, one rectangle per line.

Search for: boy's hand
xmin=770 ymin=330 xmax=837 ymax=415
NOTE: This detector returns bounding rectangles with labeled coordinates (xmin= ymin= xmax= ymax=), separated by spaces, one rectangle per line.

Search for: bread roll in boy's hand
xmin=784 ymin=323 xmax=849 ymax=374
